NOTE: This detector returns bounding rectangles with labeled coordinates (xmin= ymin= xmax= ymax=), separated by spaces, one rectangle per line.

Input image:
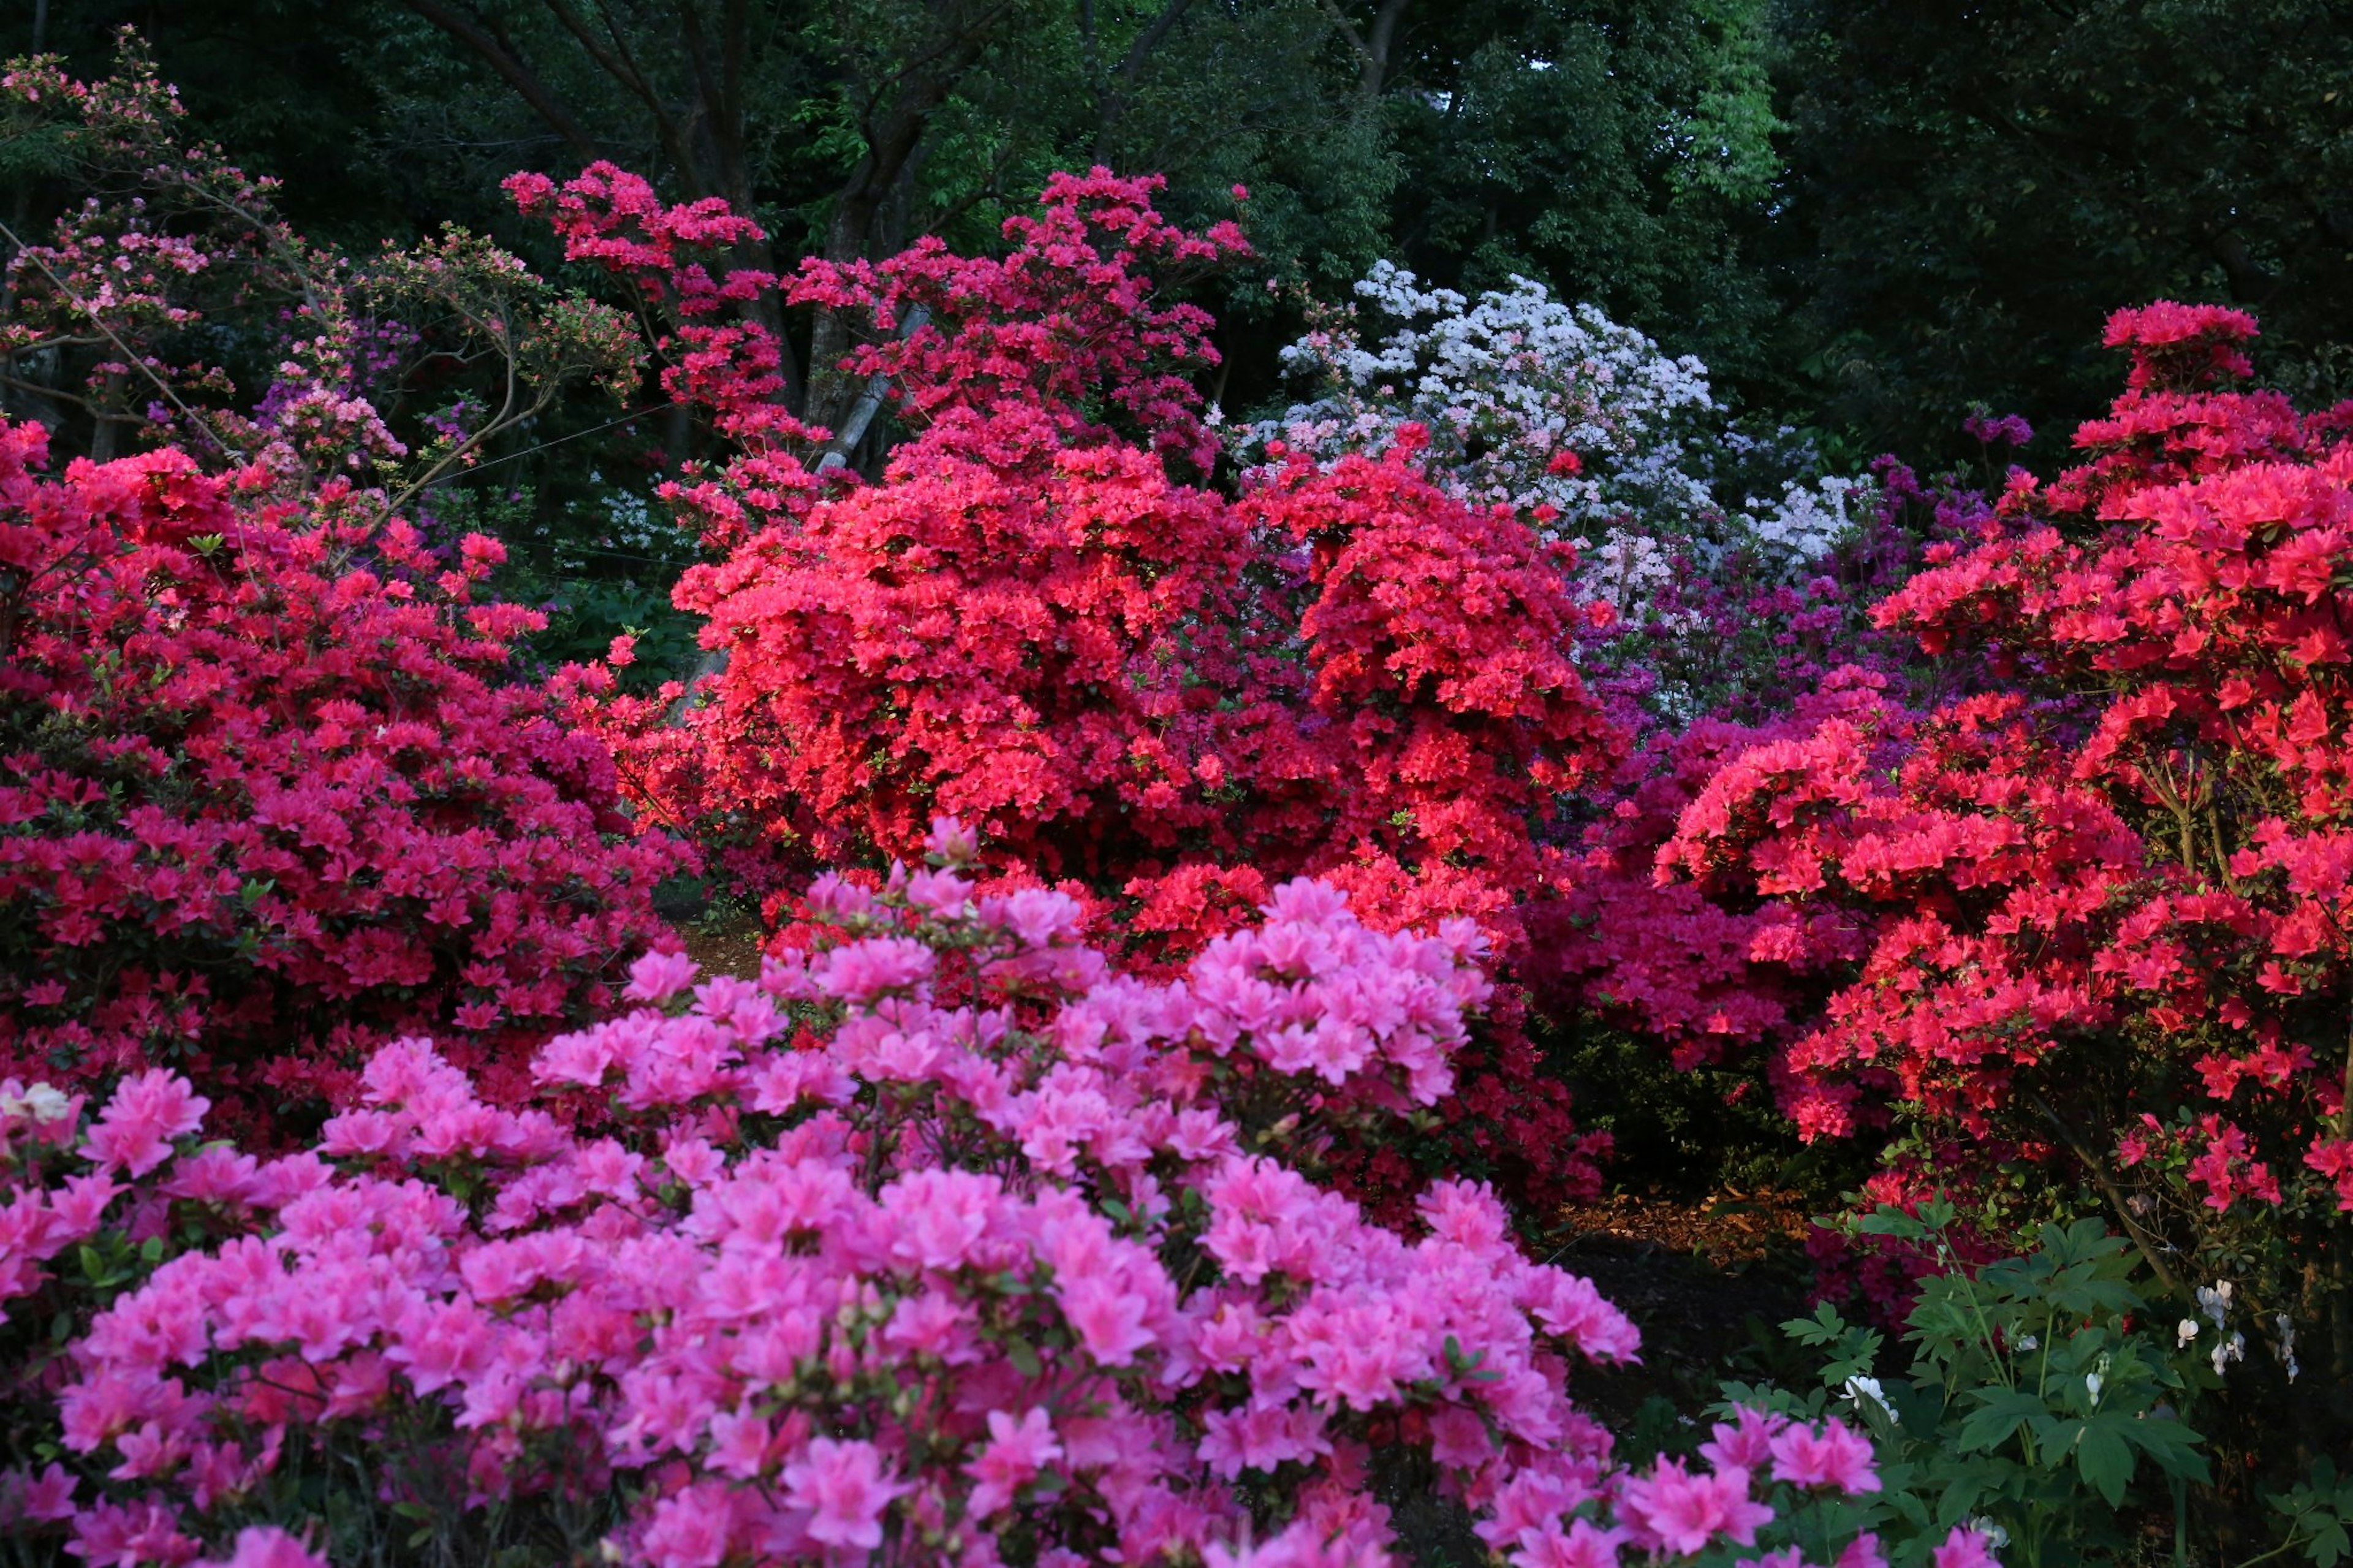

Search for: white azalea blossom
xmin=0 ymin=1080 xmax=74 ymax=1124
xmin=1840 ymin=1374 xmax=1898 ymax=1424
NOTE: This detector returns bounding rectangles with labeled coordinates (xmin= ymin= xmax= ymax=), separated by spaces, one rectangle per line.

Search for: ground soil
xmin=681 ymin=912 xmax=768 ymax=979
xmin=1545 ymin=1188 xmax=1819 ymax=1428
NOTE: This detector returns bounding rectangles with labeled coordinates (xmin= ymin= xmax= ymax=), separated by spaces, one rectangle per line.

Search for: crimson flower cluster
xmin=1651 ymin=303 xmax=2353 ymax=1237
xmin=0 ymin=419 xmax=685 ymax=1126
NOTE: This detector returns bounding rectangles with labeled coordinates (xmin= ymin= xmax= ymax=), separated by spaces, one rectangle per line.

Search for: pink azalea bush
xmin=0 ymin=824 xmax=1966 ymax=1567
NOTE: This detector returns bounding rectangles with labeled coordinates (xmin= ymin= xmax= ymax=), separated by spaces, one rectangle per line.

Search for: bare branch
xmin=399 ymin=0 xmax=604 ymax=159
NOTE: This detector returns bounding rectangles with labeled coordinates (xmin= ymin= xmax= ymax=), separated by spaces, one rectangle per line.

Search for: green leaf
xmin=1004 ymin=1338 xmax=1042 ymax=1379
xmin=2125 ymin=1416 xmax=2210 ymax=1484
xmin=1857 ymin=1206 xmax=1927 ymax=1241
xmin=1955 ymin=1388 xmax=2047 ymax=1453
xmin=2077 ymin=1419 xmax=2135 ymax=1505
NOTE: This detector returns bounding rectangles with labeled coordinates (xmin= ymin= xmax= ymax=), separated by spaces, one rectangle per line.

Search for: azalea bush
xmin=0 ymin=827 xmax=1985 ymax=1568
xmin=0 ymin=419 xmax=685 ymax=1129
xmin=523 ymin=164 xmax=1629 ymax=1214
xmin=1237 ymin=262 xmax=1884 ymax=715
xmin=1643 ymin=304 xmax=2353 ymax=1434
xmin=0 ymin=40 xmax=640 ymax=496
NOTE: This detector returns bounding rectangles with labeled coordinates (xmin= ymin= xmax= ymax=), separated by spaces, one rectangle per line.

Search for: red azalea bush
xmin=522 ymin=166 xmax=1623 ymax=1214
xmin=661 ymin=424 xmax=1612 ymax=919
xmin=787 ymin=168 xmax=1246 ymax=474
xmin=0 ymin=419 xmax=686 ymax=1126
xmin=1649 ymin=303 xmax=2353 ymax=1327
xmin=0 ymin=827 xmax=1966 ymax=1568
xmin=521 ymin=162 xmax=1613 ymax=925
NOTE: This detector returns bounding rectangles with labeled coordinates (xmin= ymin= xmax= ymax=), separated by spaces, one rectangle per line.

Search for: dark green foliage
xmin=1773 ymin=0 xmax=2353 ymax=459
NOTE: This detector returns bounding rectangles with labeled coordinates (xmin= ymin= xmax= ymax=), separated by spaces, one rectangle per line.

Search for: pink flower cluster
xmin=0 ymin=831 xmax=1922 ymax=1567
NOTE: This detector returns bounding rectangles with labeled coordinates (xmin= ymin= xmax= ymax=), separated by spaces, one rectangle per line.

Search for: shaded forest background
xmin=8 ymin=0 xmax=2351 ymax=669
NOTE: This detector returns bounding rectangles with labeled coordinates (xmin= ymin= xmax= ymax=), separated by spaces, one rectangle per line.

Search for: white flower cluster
xmin=2188 ymin=1279 xmax=2251 ymax=1377
xmin=0 ymin=1078 xmax=74 ymax=1124
xmin=1246 ymin=262 xmax=1716 ymax=532
xmin=1739 ymin=473 xmax=1870 ymax=575
xmin=1240 ymin=263 xmax=1871 ymax=610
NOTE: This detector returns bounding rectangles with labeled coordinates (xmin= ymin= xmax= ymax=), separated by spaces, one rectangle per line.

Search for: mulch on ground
xmin=681 ymin=914 xmax=768 ymax=980
xmin=1545 ymin=1189 xmax=1821 ymax=1427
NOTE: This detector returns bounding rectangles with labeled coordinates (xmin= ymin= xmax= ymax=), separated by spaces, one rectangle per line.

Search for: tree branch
xmin=2030 ymin=1092 xmax=2183 ymax=1298
xmin=398 ymin=0 xmax=603 ymax=159
xmin=1095 ymin=0 xmax=1197 ymax=159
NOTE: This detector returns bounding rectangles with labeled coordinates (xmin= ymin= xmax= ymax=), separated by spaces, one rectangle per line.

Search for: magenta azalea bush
xmin=0 ymin=822 xmax=1985 ymax=1567
xmin=0 ymin=421 xmax=686 ymax=1132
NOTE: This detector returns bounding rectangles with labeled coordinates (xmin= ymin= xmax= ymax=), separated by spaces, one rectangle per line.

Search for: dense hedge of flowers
xmin=0 ymin=829 xmax=1972 ymax=1568
xmin=1650 ymin=302 xmax=2353 ymax=1320
xmin=0 ymin=419 xmax=685 ymax=1127
xmin=24 ymin=42 xmax=2350 ymax=1547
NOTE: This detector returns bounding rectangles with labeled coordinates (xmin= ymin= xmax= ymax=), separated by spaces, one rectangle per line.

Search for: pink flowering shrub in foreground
xmin=0 ymin=825 xmax=1972 ymax=1567
xmin=0 ymin=419 xmax=686 ymax=1129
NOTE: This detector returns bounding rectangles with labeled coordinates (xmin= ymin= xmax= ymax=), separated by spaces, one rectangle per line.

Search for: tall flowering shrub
xmin=0 ymin=829 xmax=1969 ymax=1568
xmin=1243 ymin=263 xmax=1720 ymax=532
xmin=1526 ymin=672 xmax=1896 ymax=1073
xmin=523 ymin=169 xmax=1627 ymax=1213
xmin=0 ymin=419 xmax=684 ymax=1124
xmin=1654 ymin=303 xmax=2353 ymax=1337
xmin=525 ymin=168 xmax=1616 ymax=925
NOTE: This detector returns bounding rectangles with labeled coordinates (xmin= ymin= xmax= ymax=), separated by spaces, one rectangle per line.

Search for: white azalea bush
xmin=1240 ymin=263 xmax=1874 ymax=604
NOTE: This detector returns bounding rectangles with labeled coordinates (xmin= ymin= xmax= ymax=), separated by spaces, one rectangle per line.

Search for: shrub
xmin=1237 ymin=262 xmax=1887 ymax=714
xmin=1 ymin=40 xmax=639 ymax=497
xmin=0 ymin=828 xmax=1972 ymax=1567
xmin=0 ymin=419 xmax=686 ymax=1129
xmin=1744 ymin=1204 xmax=2353 ymax=1568
xmin=524 ymin=167 xmax=1626 ymax=1216
xmin=1653 ymin=305 xmax=2353 ymax=1395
